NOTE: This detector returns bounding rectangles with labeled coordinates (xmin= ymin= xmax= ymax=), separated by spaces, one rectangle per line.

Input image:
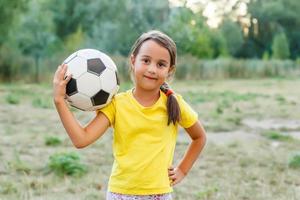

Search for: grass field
xmin=1 ymin=78 xmax=300 ymax=200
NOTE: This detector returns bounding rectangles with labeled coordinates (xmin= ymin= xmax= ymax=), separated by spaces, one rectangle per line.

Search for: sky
xmin=169 ymin=0 xmax=249 ymax=28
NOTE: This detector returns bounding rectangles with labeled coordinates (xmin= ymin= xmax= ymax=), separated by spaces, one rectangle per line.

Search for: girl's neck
xmin=132 ymin=87 xmax=160 ymax=107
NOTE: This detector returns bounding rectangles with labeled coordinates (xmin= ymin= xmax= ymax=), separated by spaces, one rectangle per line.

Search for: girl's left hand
xmin=168 ymin=166 xmax=186 ymax=186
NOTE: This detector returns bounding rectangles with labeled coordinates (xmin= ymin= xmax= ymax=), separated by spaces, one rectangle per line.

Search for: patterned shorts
xmin=106 ymin=191 xmax=172 ymax=200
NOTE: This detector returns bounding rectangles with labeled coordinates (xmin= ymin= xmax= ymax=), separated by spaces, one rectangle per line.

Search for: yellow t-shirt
xmin=98 ymin=89 xmax=198 ymax=195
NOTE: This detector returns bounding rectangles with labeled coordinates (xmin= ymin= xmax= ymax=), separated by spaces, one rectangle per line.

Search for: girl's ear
xmin=168 ymin=65 xmax=176 ymax=78
xmin=130 ymin=55 xmax=135 ymax=70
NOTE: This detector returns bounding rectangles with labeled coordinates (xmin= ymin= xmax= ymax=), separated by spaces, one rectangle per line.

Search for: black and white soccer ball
xmin=63 ymin=49 xmax=119 ymax=111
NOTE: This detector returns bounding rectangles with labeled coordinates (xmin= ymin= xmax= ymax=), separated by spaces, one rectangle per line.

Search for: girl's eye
xmin=158 ymin=63 xmax=166 ymax=68
xmin=142 ymin=59 xmax=150 ymax=64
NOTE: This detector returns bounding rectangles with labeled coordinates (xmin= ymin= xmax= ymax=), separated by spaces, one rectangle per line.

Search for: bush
xmin=288 ymin=153 xmax=300 ymax=169
xmin=32 ymin=96 xmax=53 ymax=109
xmin=263 ymin=131 xmax=292 ymax=141
xmin=175 ymin=56 xmax=300 ymax=79
xmin=48 ymin=152 xmax=87 ymax=177
xmin=5 ymin=93 xmax=20 ymax=104
xmin=272 ymin=32 xmax=290 ymax=59
xmin=2 ymin=54 xmax=300 ymax=83
xmin=45 ymin=136 xmax=62 ymax=146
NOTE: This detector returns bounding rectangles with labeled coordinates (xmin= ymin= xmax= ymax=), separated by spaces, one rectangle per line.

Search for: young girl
xmin=53 ymin=30 xmax=206 ymax=200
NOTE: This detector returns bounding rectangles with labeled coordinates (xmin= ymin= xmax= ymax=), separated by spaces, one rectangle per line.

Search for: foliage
xmin=0 ymin=0 xmax=27 ymax=45
xmin=48 ymin=152 xmax=87 ymax=177
xmin=263 ymin=131 xmax=293 ymax=141
xmin=16 ymin=0 xmax=57 ymax=82
xmin=8 ymin=150 xmax=31 ymax=174
xmin=0 ymin=182 xmax=17 ymax=195
xmin=1 ymin=0 xmax=300 ymax=82
xmin=31 ymin=96 xmax=53 ymax=109
xmin=272 ymin=32 xmax=290 ymax=59
xmin=165 ymin=7 xmax=216 ymax=58
xmin=175 ymin=56 xmax=300 ymax=79
xmin=5 ymin=93 xmax=20 ymax=105
xmin=45 ymin=136 xmax=62 ymax=146
xmin=247 ymin=0 xmax=300 ymax=59
xmin=288 ymin=153 xmax=300 ymax=169
xmin=220 ymin=19 xmax=243 ymax=56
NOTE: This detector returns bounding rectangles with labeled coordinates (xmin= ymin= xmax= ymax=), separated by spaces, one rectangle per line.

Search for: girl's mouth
xmin=144 ymin=75 xmax=157 ymax=80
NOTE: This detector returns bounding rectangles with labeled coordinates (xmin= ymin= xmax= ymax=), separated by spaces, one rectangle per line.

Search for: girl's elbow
xmin=73 ymin=140 xmax=88 ymax=149
xmin=70 ymin=129 xmax=89 ymax=149
xmin=200 ymin=130 xmax=207 ymax=144
xmin=74 ymin=143 xmax=86 ymax=149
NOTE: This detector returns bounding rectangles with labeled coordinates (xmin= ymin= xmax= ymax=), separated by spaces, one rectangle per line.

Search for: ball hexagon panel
xmin=66 ymin=92 xmax=93 ymax=111
xmin=100 ymin=68 xmax=117 ymax=92
xmin=66 ymin=56 xmax=87 ymax=79
xmin=66 ymin=78 xmax=78 ymax=96
xmin=87 ymin=58 xmax=106 ymax=76
xmin=91 ymin=90 xmax=110 ymax=106
xmin=76 ymin=72 xmax=102 ymax=97
xmin=98 ymin=52 xmax=117 ymax=71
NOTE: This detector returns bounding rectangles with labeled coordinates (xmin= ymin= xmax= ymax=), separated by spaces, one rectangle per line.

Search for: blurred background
xmin=1 ymin=0 xmax=300 ymax=200
xmin=0 ymin=0 xmax=300 ymax=83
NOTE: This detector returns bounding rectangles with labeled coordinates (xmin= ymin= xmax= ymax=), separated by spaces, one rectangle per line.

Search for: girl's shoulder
xmin=174 ymin=92 xmax=184 ymax=102
xmin=173 ymin=92 xmax=193 ymax=109
xmin=111 ymin=89 xmax=132 ymax=102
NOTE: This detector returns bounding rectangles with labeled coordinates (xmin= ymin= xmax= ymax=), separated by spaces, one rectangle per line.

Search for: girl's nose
xmin=147 ymin=63 xmax=156 ymax=74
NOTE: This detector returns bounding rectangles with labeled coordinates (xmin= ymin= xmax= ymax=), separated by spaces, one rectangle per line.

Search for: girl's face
xmin=131 ymin=40 xmax=174 ymax=92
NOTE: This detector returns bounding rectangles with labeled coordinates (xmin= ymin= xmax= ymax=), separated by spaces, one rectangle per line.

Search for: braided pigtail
xmin=160 ymin=82 xmax=181 ymax=125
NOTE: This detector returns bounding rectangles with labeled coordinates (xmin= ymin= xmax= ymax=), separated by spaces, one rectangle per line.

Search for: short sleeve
xmin=176 ymin=94 xmax=198 ymax=128
xmin=96 ymin=97 xmax=116 ymax=126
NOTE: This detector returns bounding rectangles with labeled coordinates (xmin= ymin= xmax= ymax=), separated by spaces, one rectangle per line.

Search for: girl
xmin=53 ymin=30 xmax=206 ymax=200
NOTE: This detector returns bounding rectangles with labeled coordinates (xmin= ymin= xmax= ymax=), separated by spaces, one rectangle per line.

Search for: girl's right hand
xmin=53 ymin=64 xmax=72 ymax=103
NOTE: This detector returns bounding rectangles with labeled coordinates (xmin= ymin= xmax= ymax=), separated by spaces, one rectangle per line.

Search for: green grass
xmin=47 ymin=152 xmax=87 ymax=177
xmin=1 ymin=79 xmax=300 ymax=199
xmin=288 ymin=153 xmax=300 ymax=169
xmin=183 ymin=90 xmax=268 ymax=105
xmin=45 ymin=136 xmax=62 ymax=146
xmin=5 ymin=94 xmax=20 ymax=104
xmin=7 ymin=150 xmax=31 ymax=174
xmin=262 ymin=131 xmax=293 ymax=141
xmin=196 ymin=185 xmax=219 ymax=199
xmin=32 ymin=96 xmax=53 ymax=109
xmin=275 ymin=95 xmax=286 ymax=104
xmin=0 ymin=182 xmax=17 ymax=195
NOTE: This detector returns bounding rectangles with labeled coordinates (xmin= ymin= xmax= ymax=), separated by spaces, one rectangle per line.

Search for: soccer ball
xmin=63 ymin=49 xmax=119 ymax=111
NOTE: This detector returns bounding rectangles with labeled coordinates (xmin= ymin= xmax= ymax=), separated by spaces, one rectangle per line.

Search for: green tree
xmin=47 ymin=0 xmax=92 ymax=39
xmin=165 ymin=6 xmax=215 ymax=58
xmin=272 ymin=32 xmax=290 ymax=59
xmin=247 ymin=0 xmax=300 ymax=59
xmin=17 ymin=0 xmax=57 ymax=82
xmin=0 ymin=0 xmax=27 ymax=81
xmin=0 ymin=0 xmax=27 ymax=45
xmin=210 ymin=30 xmax=229 ymax=58
xmin=88 ymin=0 xmax=170 ymax=55
xmin=220 ymin=20 xmax=243 ymax=57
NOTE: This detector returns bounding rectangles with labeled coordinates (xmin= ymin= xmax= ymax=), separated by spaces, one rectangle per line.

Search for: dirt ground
xmin=0 ymin=78 xmax=300 ymax=200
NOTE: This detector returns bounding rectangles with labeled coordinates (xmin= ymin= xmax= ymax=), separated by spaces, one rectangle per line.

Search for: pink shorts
xmin=106 ymin=191 xmax=172 ymax=200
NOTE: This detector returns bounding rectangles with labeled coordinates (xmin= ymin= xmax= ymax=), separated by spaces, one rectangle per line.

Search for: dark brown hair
xmin=129 ymin=30 xmax=180 ymax=125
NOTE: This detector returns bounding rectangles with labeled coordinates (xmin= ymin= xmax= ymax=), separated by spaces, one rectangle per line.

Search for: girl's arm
xmin=168 ymin=120 xmax=206 ymax=186
xmin=53 ymin=64 xmax=110 ymax=148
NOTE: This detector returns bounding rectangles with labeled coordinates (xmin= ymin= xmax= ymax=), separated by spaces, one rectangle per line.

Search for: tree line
xmin=0 ymin=0 xmax=299 ymax=82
